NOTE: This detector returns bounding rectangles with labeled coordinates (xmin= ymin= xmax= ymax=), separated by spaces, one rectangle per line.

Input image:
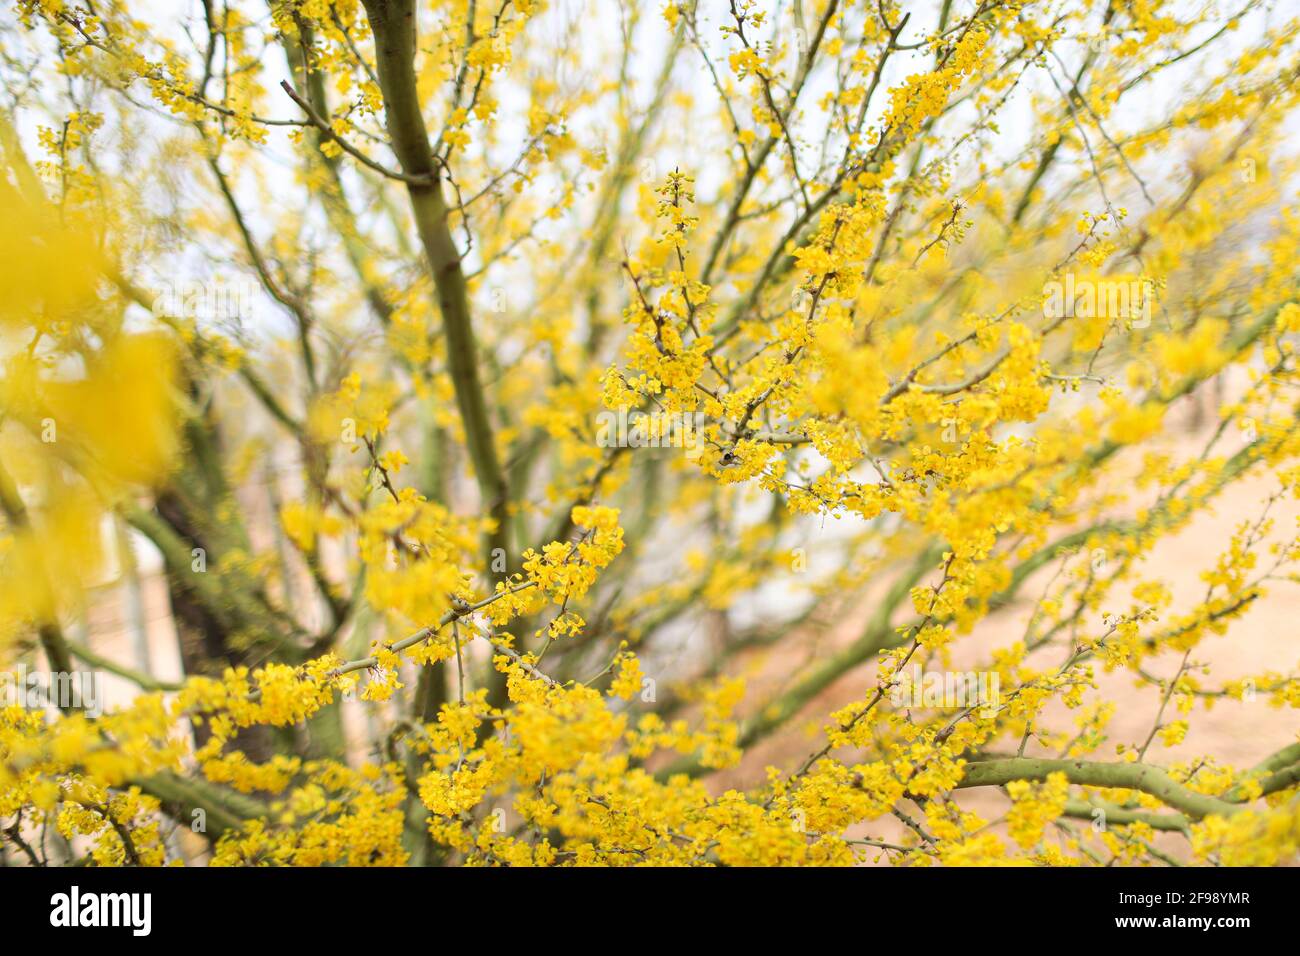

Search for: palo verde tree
xmin=1 ymin=0 xmax=1300 ymax=866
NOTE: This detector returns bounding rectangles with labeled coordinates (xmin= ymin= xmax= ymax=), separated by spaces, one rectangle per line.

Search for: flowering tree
xmin=1 ymin=0 xmax=1299 ymax=867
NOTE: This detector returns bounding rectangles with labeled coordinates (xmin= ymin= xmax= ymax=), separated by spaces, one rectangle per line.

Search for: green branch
xmin=957 ymin=757 xmax=1243 ymax=819
xmin=138 ymin=771 xmax=266 ymax=842
xmin=361 ymin=0 xmax=511 ymax=580
xmin=1061 ymin=798 xmax=1190 ymax=832
xmin=66 ymin=641 xmax=181 ymax=693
